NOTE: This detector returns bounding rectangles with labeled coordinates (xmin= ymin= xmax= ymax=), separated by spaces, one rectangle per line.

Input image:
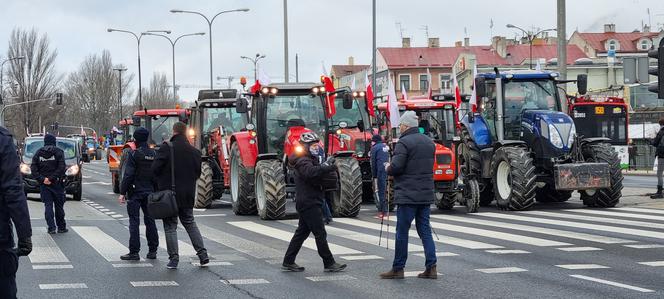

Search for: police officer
xmin=0 ymin=126 xmax=33 ymax=299
xmin=118 ymin=127 xmax=159 ymax=260
xmin=282 ymin=132 xmax=347 ymax=273
xmin=30 ymin=133 xmax=67 ymax=234
xmin=370 ymin=134 xmax=389 ymax=218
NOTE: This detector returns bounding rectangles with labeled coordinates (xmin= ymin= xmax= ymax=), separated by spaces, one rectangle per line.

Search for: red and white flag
xmin=452 ymin=71 xmax=461 ymax=107
xmin=426 ymin=68 xmax=432 ymax=98
xmin=322 ymin=76 xmax=336 ymax=117
xmin=365 ymin=73 xmax=375 ymax=117
xmin=401 ymin=82 xmax=408 ymax=101
xmin=250 ymin=63 xmax=271 ymax=94
xmin=470 ymin=64 xmax=478 ymax=112
xmin=387 ymin=76 xmax=400 ymax=128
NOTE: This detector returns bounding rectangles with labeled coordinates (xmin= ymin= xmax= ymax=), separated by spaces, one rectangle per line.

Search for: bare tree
xmin=4 ymin=28 xmax=61 ymax=137
xmin=140 ymin=72 xmax=178 ymax=109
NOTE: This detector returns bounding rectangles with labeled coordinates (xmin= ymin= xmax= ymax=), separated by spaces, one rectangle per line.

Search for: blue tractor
xmin=457 ymin=69 xmax=623 ymax=211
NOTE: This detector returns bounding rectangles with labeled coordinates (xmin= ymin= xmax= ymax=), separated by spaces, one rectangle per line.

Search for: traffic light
xmin=648 ymin=39 xmax=664 ymax=99
xmin=55 ymin=92 xmax=63 ymax=105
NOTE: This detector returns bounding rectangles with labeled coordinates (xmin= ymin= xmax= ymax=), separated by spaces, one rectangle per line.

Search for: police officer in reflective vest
xmin=118 ymin=127 xmax=159 ymax=260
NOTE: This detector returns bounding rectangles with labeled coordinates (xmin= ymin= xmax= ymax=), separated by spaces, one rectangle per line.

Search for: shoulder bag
xmin=147 ymin=141 xmax=179 ymax=219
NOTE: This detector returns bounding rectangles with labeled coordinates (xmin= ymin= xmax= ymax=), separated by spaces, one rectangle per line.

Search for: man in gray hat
xmin=380 ymin=110 xmax=438 ymax=280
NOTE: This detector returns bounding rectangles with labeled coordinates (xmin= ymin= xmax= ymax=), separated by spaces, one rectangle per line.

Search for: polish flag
xmin=365 ymin=73 xmax=375 ymax=117
xmin=387 ymin=76 xmax=400 ymax=128
xmin=470 ymin=64 xmax=478 ymax=112
xmin=452 ymin=72 xmax=461 ymax=107
xmin=250 ymin=63 xmax=271 ymax=94
xmin=401 ymin=82 xmax=408 ymax=101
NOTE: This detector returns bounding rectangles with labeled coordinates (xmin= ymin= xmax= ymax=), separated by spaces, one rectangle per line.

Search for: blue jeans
xmin=392 ymin=204 xmax=437 ymax=270
xmin=376 ymin=173 xmax=387 ymax=213
xmin=41 ymin=184 xmax=66 ymax=231
xmin=127 ymin=194 xmax=159 ymax=253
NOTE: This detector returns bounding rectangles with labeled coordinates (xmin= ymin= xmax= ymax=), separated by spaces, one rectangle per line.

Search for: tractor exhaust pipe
xmin=494 ymin=67 xmax=505 ymax=142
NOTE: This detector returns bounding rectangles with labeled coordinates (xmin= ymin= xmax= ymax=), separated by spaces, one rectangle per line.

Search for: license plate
xmin=554 ymin=163 xmax=610 ymax=190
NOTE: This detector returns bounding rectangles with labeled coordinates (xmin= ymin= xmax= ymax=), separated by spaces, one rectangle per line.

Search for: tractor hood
xmin=522 ymin=110 xmax=576 ymax=152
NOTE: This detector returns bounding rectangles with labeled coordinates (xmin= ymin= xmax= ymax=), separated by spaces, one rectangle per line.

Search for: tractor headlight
xmin=548 ymin=123 xmax=564 ymax=149
xmin=567 ymin=123 xmax=576 ymax=147
xmin=188 ymin=128 xmax=196 ymax=138
xmin=20 ymin=163 xmax=31 ymax=175
xmin=65 ymin=165 xmax=80 ymax=176
xmin=295 ymin=145 xmax=304 ymax=154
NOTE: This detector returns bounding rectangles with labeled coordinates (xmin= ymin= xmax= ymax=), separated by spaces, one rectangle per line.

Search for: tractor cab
xmin=130 ymin=108 xmax=190 ymax=146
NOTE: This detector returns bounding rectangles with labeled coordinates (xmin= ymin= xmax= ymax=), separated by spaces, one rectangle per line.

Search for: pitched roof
xmin=503 ymin=44 xmax=588 ymax=65
xmin=330 ymin=65 xmax=369 ymax=77
xmin=378 ymin=46 xmax=494 ymax=68
xmin=577 ymin=32 xmax=659 ymax=52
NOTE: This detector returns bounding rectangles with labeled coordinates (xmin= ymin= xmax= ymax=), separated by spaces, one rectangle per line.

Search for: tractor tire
xmin=459 ymin=126 xmax=493 ymax=206
xmin=491 ymin=146 xmax=537 ymax=211
xmin=73 ymin=182 xmax=82 ymax=201
xmin=536 ymin=185 xmax=572 ymax=203
xmin=230 ymin=142 xmax=256 ymax=215
xmin=194 ymin=162 xmax=214 ymax=208
xmin=95 ymin=149 xmax=102 ymax=161
xmin=112 ymin=173 xmax=120 ymax=194
xmin=581 ymin=142 xmax=623 ymax=208
xmin=435 ymin=193 xmax=455 ymax=210
xmin=255 ymin=160 xmax=287 ymax=220
xmin=463 ymin=178 xmax=480 ymax=213
xmin=332 ymin=157 xmax=363 ymax=217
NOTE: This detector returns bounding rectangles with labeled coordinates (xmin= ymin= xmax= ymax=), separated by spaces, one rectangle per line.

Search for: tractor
xmin=189 ymin=89 xmax=247 ymax=208
xmin=229 ymin=82 xmax=363 ymax=220
xmin=458 ymin=69 xmax=623 ymax=210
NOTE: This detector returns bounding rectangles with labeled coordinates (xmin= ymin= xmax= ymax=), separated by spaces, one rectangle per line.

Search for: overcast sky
xmin=1 ymin=0 xmax=664 ymax=103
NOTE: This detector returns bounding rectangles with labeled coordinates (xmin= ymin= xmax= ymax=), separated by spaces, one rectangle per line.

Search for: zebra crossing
xmin=22 ymin=205 xmax=664 ymax=294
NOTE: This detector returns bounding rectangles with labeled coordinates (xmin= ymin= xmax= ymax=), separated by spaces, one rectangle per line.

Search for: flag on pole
xmin=401 ymin=82 xmax=408 ymax=101
xmin=321 ymin=61 xmax=328 ymax=76
xmin=322 ymin=76 xmax=336 ymax=117
xmin=250 ymin=63 xmax=271 ymax=93
xmin=365 ymin=73 xmax=375 ymax=117
xmin=426 ymin=68 xmax=433 ymax=98
xmin=81 ymin=125 xmax=86 ymax=136
xmin=535 ymin=58 xmax=542 ymax=71
xmin=470 ymin=63 xmax=478 ymax=112
xmin=452 ymin=72 xmax=461 ymax=107
xmin=387 ymin=76 xmax=400 ymax=128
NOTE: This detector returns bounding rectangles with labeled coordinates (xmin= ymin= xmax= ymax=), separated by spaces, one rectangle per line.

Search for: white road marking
xmin=39 ymin=283 xmax=88 ymax=289
xmin=305 ymin=275 xmax=356 ymax=282
xmin=193 ymin=208 xmax=207 ymax=212
xmin=638 ymin=261 xmax=664 ymax=267
xmin=193 ymin=213 xmax=227 ymax=218
xmin=106 ymin=192 xmax=116 ymax=195
xmin=111 ymin=214 xmax=124 ymax=218
xmin=450 ymin=214 xmax=634 ymax=244
xmin=72 ymin=226 xmax=129 ymax=262
xmin=104 ymin=211 xmax=115 ymax=215
xmin=624 ymin=244 xmax=664 ymax=249
xmin=334 ymin=218 xmax=503 ymax=250
xmin=222 ymin=279 xmax=270 ymax=285
xmin=136 ymin=225 xmax=197 ymax=257
xmin=475 ymin=267 xmax=528 ymax=274
xmin=82 ymin=176 xmax=91 ymax=179
xmin=82 ymin=181 xmax=111 ymax=185
xmin=32 ymin=264 xmax=74 ymax=270
xmin=340 ymin=255 xmax=383 ymax=261
xmin=99 ymin=208 xmax=110 ymax=212
xmin=485 ymin=249 xmax=531 ymax=254
xmin=191 ymin=261 xmax=233 ymax=266
xmin=526 ymin=211 xmax=664 ymax=230
xmin=617 ymin=207 xmax=664 ymax=215
xmin=197 ymin=224 xmax=283 ymax=259
xmin=228 ymin=221 xmax=362 ymax=255
xmin=112 ymin=263 xmax=153 ymax=268
xmin=404 ymin=271 xmax=441 ymax=277
xmin=557 ymin=247 xmax=603 ymax=252
xmin=570 ymin=275 xmax=654 ymax=293
xmin=566 ymin=209 xmax=664 ymax=222
xmin=556 ymin=264 xmax=610 ymax=270
xmin=29 ymin=228 xmax=70 ymax=263
xmin=130 ymin=281 xmax=179 ymax=287
xmin=414 ymin=252 xmax=459 ymax=257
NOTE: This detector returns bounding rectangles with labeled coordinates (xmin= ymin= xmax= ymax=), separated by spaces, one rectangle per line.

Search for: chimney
xmin=427 ymin=37 xmax=440 ymax=48
xmin=455 ymin=41 xmax=463 ymax=47
xmin=464 ymin=37 xmax=470 ymax=47
xmin=644 ymin=24 xmax=651 ymax=33
xmin=492 ymin=36 xmax=508 ymax=58
xmin=604 ymin=24 xmax=616 ymax=33
xmin=348 ymin=56 xmax=355 ymax=65
xmin=402 ymin=37 xmax=411 ymax=48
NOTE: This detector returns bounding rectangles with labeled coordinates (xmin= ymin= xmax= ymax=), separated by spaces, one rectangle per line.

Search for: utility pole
xmin=283 ymin=0 xmax=289 ymax=83
xmin=113 ymin=67 xmax=127 ymax=120
xmin=371 ymin=0 xmax=377 ymax=95
xmin=557 ymin=0 xmax=567 ymax=82
xmin=295 ymin=54 xmax=299 ymax=83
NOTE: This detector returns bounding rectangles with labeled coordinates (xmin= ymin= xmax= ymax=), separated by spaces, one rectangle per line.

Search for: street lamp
xmin=112 ymin=67 xmax=127 ymax=120
xmin=107 ymin=28 xmax=171 ymax=109
xmin=142 ymin=32 xmax=205 ymax=103
xmin=0 ymin=56 xmax=24 ymax=105
xmin=241 ymin=53 xmax=266 ymax=83
xmin=170 ymin=8 xmax=250 ymax=89
xmin=506 ymin=24 xmax=557 ymax=69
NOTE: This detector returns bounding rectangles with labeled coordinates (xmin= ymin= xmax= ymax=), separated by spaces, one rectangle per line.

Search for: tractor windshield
xmin=202 ymin=107 xmax=246 ymax=134
xmin=149 ymin=116 xmax=180 ymax=144
xmin=502 ymin=80 xmax=559 ymax=140
xmin=265 ymin=94 xmax=326 ymax=154
xmin=571 ymin=104 xmax=627 ymax=145
xmin=330 ymin=97 xmax=369 ymax=129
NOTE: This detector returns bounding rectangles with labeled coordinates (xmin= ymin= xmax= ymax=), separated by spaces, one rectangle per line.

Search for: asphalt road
xmin=15 ymin=161 xmax=664 ymax=299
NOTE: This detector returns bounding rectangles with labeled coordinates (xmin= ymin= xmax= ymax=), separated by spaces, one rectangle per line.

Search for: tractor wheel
xmin=112 ymin=173 xmax=120 ymax=194
xmin=435 ymin=193 xmax=455 ymax=210
xmin=332 ymin=157 xmax=363 ymax=217
xmin=254 ymin=160 xmax=286 ymax=220
xmin=536 ymin=185 xmax=572 ymax=203
xmin=463 ymin=178 xmax=480 ymax=213
xmin=95 ymin=149 xmax=102 ymax=161
xmin=230 ymin=142 xmax=256 ymax=215
xmin=581 ymin=142 xmax=623 ymax=208
xmin=491 ymin=146 xmax=537 ymax=211
xmin=194 ymin=162 xmax=214 ymax=208
xmin=459 ymin=126 xmax=492 ymax=206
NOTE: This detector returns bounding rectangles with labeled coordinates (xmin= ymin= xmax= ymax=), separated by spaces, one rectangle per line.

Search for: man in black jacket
xmin=651 ymin=118 xmax=664 ymax=199
xmin=30 ymin=133 xmax=67 ymax=234
xmin=282 ymin=132 xmax=347 ymax=272
xmin=0 ymin=126 xmax=32 ymax=299
xmin=152 ymin=122 xmax=207 ymax=269
xmin=119 ymin=127 xmax=158 ymax=260
xmin=380 ymin=111 xmax=437 ymax=280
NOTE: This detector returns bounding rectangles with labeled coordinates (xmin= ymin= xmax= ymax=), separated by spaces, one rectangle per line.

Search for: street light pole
xmin=506 ymin=24 xmax=556 ymax=69
xmin=113 ymin=67 xmax=127 ymax=120
xmin=0 ymin=56 xmax=24 ymax=105
xmin=143 ymin=32 xmax=205 ymax=103
xmin=241 ymin=53 xmax=266 ymax=83
xmin=107 ymin=28 xmax=170 ymax=109
xmin=283 ymin=0 xmax=289 ymax=83
xmin=170 ymin=8 xmax=250 ymax=89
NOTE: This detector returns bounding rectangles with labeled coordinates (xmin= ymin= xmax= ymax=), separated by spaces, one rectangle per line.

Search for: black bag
xmin=147 ymin=141 xmax=178 ymax=219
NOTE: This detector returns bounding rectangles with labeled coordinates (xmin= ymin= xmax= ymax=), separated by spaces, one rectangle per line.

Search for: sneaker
xmin=47 ymin=229 xmax=56 ymax=235
xmin=324 ymin=263 xmax=347 ymax=272
xmin=120 ymin=253 xmax=140 ymax=261
xmin=281 ymin=263 xmax=305 ymax=272
xmin=166 ymin=259 xmax=178 ymax=269
xmin=198 ymin=252 xmax=210 ymax=267
xmin=146 ymin=251 xmax=157 ymax=260
xmin=57 ymin=228 xmax=68 ymax=233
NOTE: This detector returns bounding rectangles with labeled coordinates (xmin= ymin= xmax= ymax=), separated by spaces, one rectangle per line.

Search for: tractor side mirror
xmin=474 ymin=77 xmax=486 ymax=99
xmin=131 ymin=116 xmax=141 ymax=127
xmin=342 ymin=93 xmax=353 ymax=109
xmin=236 ymin=97 xmax=249 ymax=113
xmin=576 ymin=74 xmax=588 ymax=95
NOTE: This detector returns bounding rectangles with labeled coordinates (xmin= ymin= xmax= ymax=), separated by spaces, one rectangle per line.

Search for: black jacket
xmin=30 ymin=143 xmax=66 ymax=185
xmin=387 ymin=127 xmax=435 ymax=205
xmin=290 ymin=153 xmax=336 ymax=212
xmin=370 ymin=141 xmax=389 ymax=178
xmin=652 ymin=126 xmax=664 ymax=158
xmin=152 ymin=134 xmax=201 ymax=209
xmin=0 ymin=127 xmax=32 ymax=249
xmin=120 ymin=143 xmax=156 ymax=198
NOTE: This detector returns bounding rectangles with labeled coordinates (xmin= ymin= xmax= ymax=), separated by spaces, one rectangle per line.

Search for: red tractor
xmin=376 ymin=95 xmax=479 ymax=213
xmin=229 ymin=82 xmax=363 ymax=220
xmin=189 ymin=89 xmax=247 ymax=208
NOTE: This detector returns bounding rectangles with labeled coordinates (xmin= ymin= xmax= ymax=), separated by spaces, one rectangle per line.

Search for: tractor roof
xmin=133 ymin=109 xmax=188 ymax=117
xmin=377 ymin=98 xmax=456 ymax=111
xmin=479 ymin=69 xmax=559 ymax=80
xmin=265 ymin=82 xmax=322 ymax=90
xmin=197 ymin=89 xmax=238 ymax=101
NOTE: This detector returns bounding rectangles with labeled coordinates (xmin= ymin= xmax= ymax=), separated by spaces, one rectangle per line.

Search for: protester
xmin=152 ymin=122 xmax=208 ymax=269
xmin=651 ymin=118 xmax=664 ymax=199
xmin=370 ymin=134 xmax=389 ymax=218
xmin=30 ymin=133 xmax=67 ymax=234
xmin=118 ymin=127 xmax=159 ymax=260
xmin=0 ymin=126 xmax=32 ymax=299
xmin=380 ymin=111 xmax=437 ymax=279
xmin=282 ymin=132 xmax=347 ymax=272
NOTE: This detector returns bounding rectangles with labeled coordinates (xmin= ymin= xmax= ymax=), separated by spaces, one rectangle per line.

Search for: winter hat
xmin=44 ymin=133 xmax=56 ymax=145
xmin=371 ymin=134 xmax=383 ymax=143
xmin=399 ymin=110 xmax=419 ymax=128
xmin=133 ymin=127 xmax=149 ymax=143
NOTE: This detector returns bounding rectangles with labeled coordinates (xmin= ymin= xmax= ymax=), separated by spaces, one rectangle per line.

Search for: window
xmin=606 ymin=39 xmax=620 ymax=52
xmin=419 ymin=74 xmax=429 ymax=92
xmin=399 ymin=74 xmax=410 ymax=91
xmin=439 ymin=74 xmax=451 ymax=92
xmin=639 ymin=39 xmax=652 ymax=51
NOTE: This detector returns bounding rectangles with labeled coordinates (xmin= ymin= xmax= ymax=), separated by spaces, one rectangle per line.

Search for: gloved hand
xmin=383 ymin=162 xmax=390 ymax=172
xmin=322 ymin=156 xmax=336 ymax=166
xmin=17 ymin=238 xmax=32 ymax=256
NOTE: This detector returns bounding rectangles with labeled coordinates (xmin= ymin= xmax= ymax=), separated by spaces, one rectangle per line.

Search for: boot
xmin=379 ymin=268 xmax=404 ymax=279
xmin=281 ymin=263 xmax=305 ymax=272
xmin=324 ymin=262 xmax=347 ymax=272
xmin=417 ymin=265 xmax=438 ymax=279
xmin=651 ymin=186 xmax=663 ymax=199
xmin=120 ymin=253 xmax=140 ymax=261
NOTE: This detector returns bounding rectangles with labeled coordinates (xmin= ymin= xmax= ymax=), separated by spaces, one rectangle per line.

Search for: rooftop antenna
xmin=647 ymin=8 xmax=651 ymax=28
xmin=395 ymin=22 xmax=405 ymax=40
xmin=490 ymin=19 xmax=494 ymax=38
xmin=420 ymin=25 xmax=430 ymax=41
xmin=464 ymin=27 xmax=468 ymax=37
